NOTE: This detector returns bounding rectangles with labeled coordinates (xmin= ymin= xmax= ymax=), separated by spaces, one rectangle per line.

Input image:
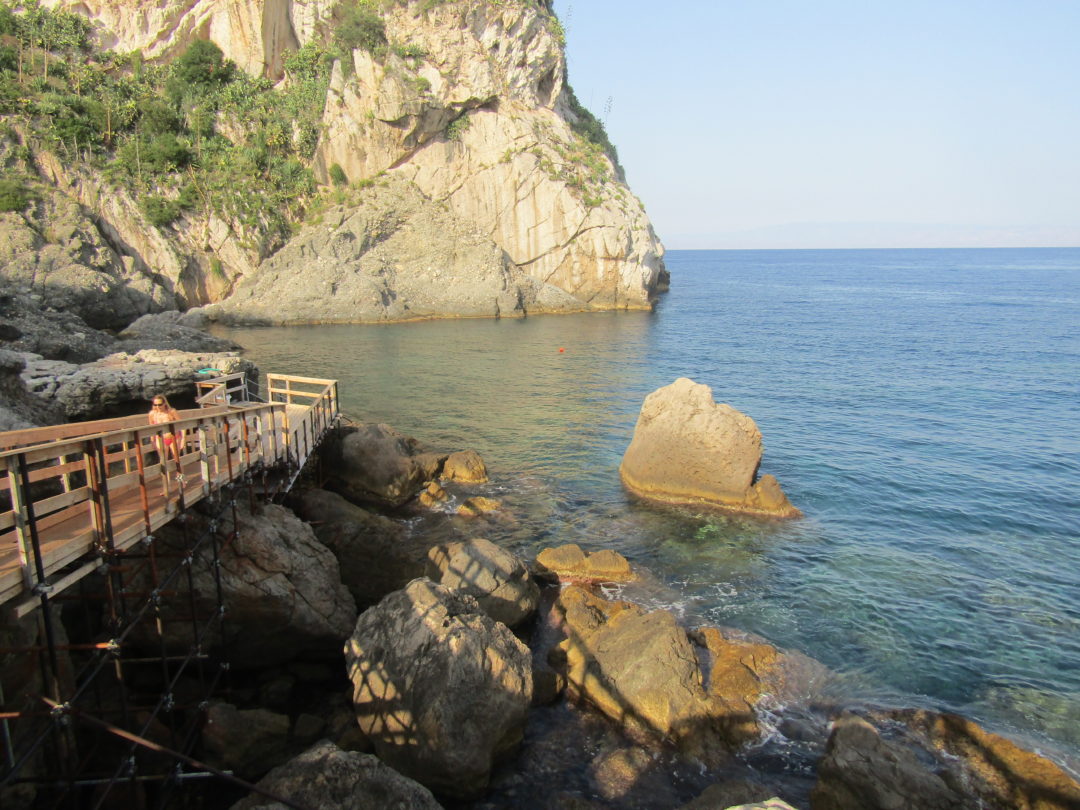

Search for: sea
xmin=212 ymin=247 xmax=1080 ymax=786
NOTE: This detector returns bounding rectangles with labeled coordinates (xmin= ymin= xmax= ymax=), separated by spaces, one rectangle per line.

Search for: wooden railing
xmin=0 ymin=373 xmax=340 ymax=613
xmin=266 ymin=374 xmax=339 ymax=481
xmin=195 ymin=371 xmax=252 ymax=407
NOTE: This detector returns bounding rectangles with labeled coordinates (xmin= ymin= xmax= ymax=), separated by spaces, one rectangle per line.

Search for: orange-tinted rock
xmin=535 ymin=543 xmax=635 ymax=583
xmin=620 ymin=378 xmax=800 ymax=518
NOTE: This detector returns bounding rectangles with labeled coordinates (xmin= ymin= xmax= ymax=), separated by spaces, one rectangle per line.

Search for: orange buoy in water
xmin=558 ymin=348 xmax=565 ymax=353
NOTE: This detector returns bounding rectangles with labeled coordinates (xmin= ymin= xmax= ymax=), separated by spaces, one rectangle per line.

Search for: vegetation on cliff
xmin=0 ymin=0 xmax=337 ymax=238
xmin=0 ymin=0 xmax=595 ymax=238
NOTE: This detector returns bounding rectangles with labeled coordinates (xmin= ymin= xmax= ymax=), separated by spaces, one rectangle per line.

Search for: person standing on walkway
xmin=148 ymin=394 xmax=182 ymax=471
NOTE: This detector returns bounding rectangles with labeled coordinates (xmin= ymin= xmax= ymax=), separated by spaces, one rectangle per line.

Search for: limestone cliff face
xmin=43 ymin=0 xmax=323 ymax=79
xmin=315 ymin=2 xmax=663 ymax=309
xmin=43 ymin=0 xmax=666 ymax=319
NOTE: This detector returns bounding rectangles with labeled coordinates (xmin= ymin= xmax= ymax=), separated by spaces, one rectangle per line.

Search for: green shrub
xmin=0 ymin=177 xmax=30 ymax=212
xmin=446 ymin=113 xmax=470 ymax=141
xmin=328 ymin=163 xmax=347 ymax=186
xmin=141 ymin=194 xmax=181 ymax=227
xmin=335 ymin=4 xmax=387 ymax=55
xmin=141 ymin=133 xmax=192 ymax=172
xmin=139 ymin=98 xmax=181 ymax=135
xmin=563 ymin=83 xmax=624 ymax=180
xmin=172 ymin=39 xmax=234 ymax=90
xmin=0 ymin=44 xmax=16 ymax=73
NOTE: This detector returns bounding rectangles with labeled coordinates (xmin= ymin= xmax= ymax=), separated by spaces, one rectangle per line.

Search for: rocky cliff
xmin=27 ymin=0 xmax=665 ymax=326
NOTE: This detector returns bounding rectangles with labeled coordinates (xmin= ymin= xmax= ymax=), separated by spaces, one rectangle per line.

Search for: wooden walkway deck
xmin=0 ymin=372 xmax=339 ymax=616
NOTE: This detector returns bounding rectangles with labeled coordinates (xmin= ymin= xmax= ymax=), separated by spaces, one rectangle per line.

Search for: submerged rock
xmin=619 ymin=378 xmax=799 ymax=518
xmin=456 ymin=495 xmax=501 ymax=516
xmin=344 ymin=578 xmax=532 ymax=798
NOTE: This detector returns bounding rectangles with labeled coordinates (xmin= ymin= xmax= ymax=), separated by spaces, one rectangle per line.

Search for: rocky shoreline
xmin=6 ymin=356 xmax=1079 ymax=809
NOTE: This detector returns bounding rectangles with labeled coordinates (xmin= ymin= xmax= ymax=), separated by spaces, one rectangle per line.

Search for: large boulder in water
xmin=321 ymin=423 xmax=447 ymax=508
xmin=344 ymin=578 xmax=532 ymax=798
xmin=552 ymin=586 xmax=823 ymax=758
xmin=619 ymin=378 xmax=800 ymax=518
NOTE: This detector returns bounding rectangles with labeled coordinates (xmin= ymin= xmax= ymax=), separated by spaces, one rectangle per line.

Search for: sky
xmin=551 ymin=0 xmax=1080 ymax=249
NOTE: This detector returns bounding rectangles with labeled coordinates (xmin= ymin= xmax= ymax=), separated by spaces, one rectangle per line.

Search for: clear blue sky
xmin=552 ymin=0 xmax=1080 ymax=249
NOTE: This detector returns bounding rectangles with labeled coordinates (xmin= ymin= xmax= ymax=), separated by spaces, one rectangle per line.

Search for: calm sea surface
xmin=213 ymin=247 xmax=1080 ymax=771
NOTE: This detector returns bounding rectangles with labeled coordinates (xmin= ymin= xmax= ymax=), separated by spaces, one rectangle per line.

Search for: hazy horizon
xmin=553 ymin=1 xmax=1080 ymax=251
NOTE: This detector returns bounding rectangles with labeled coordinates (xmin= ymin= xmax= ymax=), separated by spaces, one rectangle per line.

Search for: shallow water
xmin=213 ymin=247 xmax=1080 ymax=774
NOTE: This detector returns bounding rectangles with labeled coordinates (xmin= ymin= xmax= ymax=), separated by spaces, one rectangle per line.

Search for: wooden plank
xmin=0 ymin=376 xmax=337 ymax=609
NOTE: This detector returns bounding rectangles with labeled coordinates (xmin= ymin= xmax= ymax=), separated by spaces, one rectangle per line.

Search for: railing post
xmin=198 ymin=421 xmax=212 ymax=497
xmin=7 ymin=456 xmax=34 ymax=590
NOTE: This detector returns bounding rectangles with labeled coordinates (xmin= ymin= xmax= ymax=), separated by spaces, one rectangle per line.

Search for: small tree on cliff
xmin=335 ymin=2 xmax=387 ymax=57
xmin=167 ymin=39 xmax=234 ymax=102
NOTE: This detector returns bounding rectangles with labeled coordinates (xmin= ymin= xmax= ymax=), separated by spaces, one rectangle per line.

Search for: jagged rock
xmin=424 ymin=537 xmax=540 ymax=627
xmin=620 ymin=378 xmax=800 ymax=518
xmin=321 ymin=423 xmax=446 ymax=508
xmin=690 ymin=626 xmax=828 ymax=749
xmin=551 ymin=586 xmax=820 ymax=758
xmin=230 ymin=740 xmax=444 ymax=810
xmin=292 ymin=487 xmax=438 ymax=608
xmin=318 ymin=4 xmax=665 ymax=310
xmin=535 ymin=544 xmax=636 ymax=583
xmin=441 ymin=449 xmax=489 ymax=483
xmin=344 ymin=578 xmax=532 ymax=798
xmin=0 ymin=283 xmax=120 ymax=363
xmin=0 ymin=194 xmax=173 ymax=331
xmin=418 ymin=480 xmax=450 ymax=508
xmin=0 ymin=349 xmax=64 ymax=430
xmin=128 ymin=501 xmax=356 ymax=668
xmin=552 ymin=585 xmax=726 ymax=762
xmin=202 ymin=702 xmax=292 ymax=781
xmin=811 ymin=713 xmax=962 ymax=810
xmin=119 ymin=311 xmax=241 ymax=353
xmin=888 ymin=709 xmax=1080 ymax=810
xmin=457 ymin=496 xmax=501 ymax=516
xmin=18 ymin=349 xmax=256 ymax=419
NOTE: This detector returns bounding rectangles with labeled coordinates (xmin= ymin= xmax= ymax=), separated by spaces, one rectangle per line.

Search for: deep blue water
xmin=214 ymin=247 xmax=1080 ymax=770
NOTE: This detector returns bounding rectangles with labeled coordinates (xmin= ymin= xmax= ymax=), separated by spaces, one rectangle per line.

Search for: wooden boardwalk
xmin=0 ymin=372 xmax=339 ymax=616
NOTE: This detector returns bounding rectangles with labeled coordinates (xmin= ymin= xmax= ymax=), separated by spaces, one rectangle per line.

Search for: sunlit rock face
xmin=620 ymin=378 xmax=801 ymax=518
xmin=48 ymin=0 xmax=665 ymax=316
xmin=344 ymin=578 xmax=532 ymax=798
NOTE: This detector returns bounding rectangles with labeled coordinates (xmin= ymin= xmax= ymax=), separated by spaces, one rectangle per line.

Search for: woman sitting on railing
xmin=148 ymin=394 xmax=183 ymax=472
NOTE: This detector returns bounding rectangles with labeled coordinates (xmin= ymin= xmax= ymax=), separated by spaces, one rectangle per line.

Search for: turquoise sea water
xmin=213 ymin=247 xmax=1080 ymax=773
